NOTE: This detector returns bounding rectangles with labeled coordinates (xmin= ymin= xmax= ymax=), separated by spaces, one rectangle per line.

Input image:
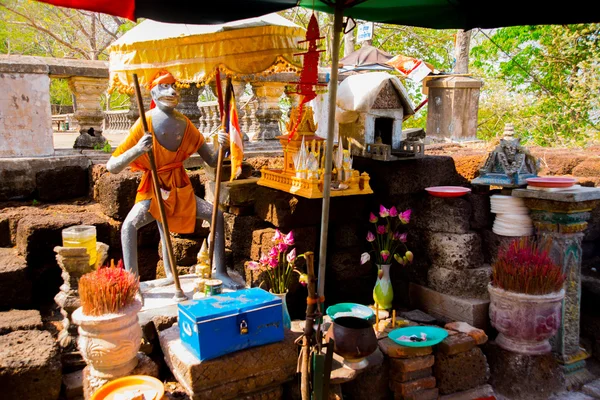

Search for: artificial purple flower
xmin=273 ymin=229 xmax=283 ymax=243
xmin=398 ymin=232 xmax=408 ymax=243
xmin=399 ymin=209 xmax=412 ymax=224
xmin=389 ymin=206 xmax=398 ymax=217
xmin=366 ymin=231 xmax=376 ymax=242
xmin=247 ymin=261 xmax=259 ymax=271
xmin=380 ymin=250 xmax=390 ymax=262
xmin=277 ymin=242 xmax=288 ymax=253
xmin=268 ymin=257 xmax=279 ymax=269
xmin=369 ymin=212 xmax=378 ymax=223
xmin=283 ymin=231 xmax=295 ymax=246
xmin=379 ymin=205 xmax=389 ymax=218
xmin=259 ymin=254 xmax=269 ymax=265
xmin=376 ymin=225 xmax=386 ymax=235
xmin=286 ymin=248 xmax=297 ymax=264
xmin=268 ymin=246 xmax=278 ymax=259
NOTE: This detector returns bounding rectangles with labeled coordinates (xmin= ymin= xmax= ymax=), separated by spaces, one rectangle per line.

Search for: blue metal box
xmin=178 ymin=287 xmax=285 ymax=361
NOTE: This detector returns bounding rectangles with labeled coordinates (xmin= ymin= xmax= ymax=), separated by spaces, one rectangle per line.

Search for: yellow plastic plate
xmin=91 ymin=375 xmax=165 ymax=400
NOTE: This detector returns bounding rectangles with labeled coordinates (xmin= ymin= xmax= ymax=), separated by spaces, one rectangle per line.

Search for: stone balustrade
xmin=104 ymin=110 xmax=130 ymax=134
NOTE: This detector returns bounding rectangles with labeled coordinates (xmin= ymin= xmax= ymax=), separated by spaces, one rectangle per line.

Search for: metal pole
xmin=317 ymin=6 xmax=344 ymax=299
xmin=132 ymin=74 xmax=187 ymax=302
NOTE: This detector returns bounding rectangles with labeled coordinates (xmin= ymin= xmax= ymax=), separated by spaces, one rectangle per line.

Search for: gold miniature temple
xmin=257 ymin=105 xmax=373 ymax=199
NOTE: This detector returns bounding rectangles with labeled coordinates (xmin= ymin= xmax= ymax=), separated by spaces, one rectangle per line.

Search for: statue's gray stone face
xmin=151 ymin=83 xmax=180 ymax=110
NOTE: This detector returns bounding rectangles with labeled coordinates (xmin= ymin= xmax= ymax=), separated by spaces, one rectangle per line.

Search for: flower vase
xmin=273 ymin=291 xmax=292 ymax=329
xmin=373 ymin=264 xmax=393 ymax=310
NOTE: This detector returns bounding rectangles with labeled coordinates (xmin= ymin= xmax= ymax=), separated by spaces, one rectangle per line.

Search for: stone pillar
xmin=53 ymin=242 xmax=109 ymax=352
xmin=0 ymin=60 xmax=54 ymax=157
xmin=54 ymin=246 xmax=93 ymax=350
xmin=250 ymin=81 xmax=286 ymax=140
xmin=513 ymin=187 xmax=600 ymax=388
xmin=175 ymin=85 xmax=201 ymax=128
xmin=68 ymin=76 xmax=109 ymax=148
xmin=425 ymin=76 xmax=482 ymax=141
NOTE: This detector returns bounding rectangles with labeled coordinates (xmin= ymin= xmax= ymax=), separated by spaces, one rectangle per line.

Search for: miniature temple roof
xmin=335 ymin=72 xmax=414 ymax=123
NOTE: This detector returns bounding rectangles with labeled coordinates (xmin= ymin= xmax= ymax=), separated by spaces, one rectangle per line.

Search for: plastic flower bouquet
xmin=247 ymin=229 xmax=305 ymax=294
xmin=361 ymin=205 xmax=414 ymax=268
xmin=361 ymin=205 xmax=414 ymax=310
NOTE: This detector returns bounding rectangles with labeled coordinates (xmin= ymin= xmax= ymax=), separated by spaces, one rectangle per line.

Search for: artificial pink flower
xmin=398 ymin=232 xmax=408 ymax=243
xmin=376 ymin=225 xmax=386 ymax=235
xmin=268 ymin=257 xmax=279 ymax=268
xmin=380 ymin=250 xmax=390 ymax=262
xmin=379 ymin=205 xmax=389 ymax=218
xmin=389 ymin=206 xmax=398 ymax=217
xmin=405 ymin=251 xmax=414 ymax=263
xmin=259 ymin=254 xmax=269 ymax=265
xmin=273 ymin=229 xmax=283 ymax=243
xmin=399 ymin=209 xmax=412 ymax=224
xmin=366 ymin=231 xmax=376 ymax=242
xmin=394 ymin=253 xmax=406 ymax=265
xmin=277 ymin=242 xmax=288 ymax=253
xmin=283 ymin=231 xmax=295 ymax=246
xmin=369 ymin=212 xmax=378 ymax=223
xmin=286 ymin=248 xmax=297 ymax=264
xmin=268 ymin=246 xmax=278 ymax=259
xmin=247 ymin=261 xmax=259 ymax=270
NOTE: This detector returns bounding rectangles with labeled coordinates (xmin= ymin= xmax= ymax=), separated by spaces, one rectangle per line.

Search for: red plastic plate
xmin=526 ymin=177 xmax=577 ymax=188
xmin=425 ymin=186 xmax=471 ymax=198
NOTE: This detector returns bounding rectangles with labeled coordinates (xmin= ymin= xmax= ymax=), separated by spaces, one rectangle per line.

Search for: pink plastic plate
xmin=425 ymin=186 xmax=471 ymax=198
xmin=526 ymin=177 xmax=577 ymax=188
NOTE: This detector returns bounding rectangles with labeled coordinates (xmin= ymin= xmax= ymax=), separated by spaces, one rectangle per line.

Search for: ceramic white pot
xmin=72 ymin=299 xmax=143 ymax=378
xmin=488 ymin=284 xmax=564 ymax=355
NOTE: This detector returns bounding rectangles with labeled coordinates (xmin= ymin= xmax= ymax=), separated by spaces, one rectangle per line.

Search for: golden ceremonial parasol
xmin=107 ymin=12 xmax=305 ymax=94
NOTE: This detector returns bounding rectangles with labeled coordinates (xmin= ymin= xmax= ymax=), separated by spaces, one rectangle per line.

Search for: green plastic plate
xmin=326 ymin=303 xmax=375 ymax=323
xmin=388 ymin=326 xmax=448 ymax=347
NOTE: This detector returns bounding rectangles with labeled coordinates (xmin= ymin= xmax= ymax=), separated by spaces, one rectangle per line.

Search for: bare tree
xmin=0 ymin=0 xmax=130 ymax=60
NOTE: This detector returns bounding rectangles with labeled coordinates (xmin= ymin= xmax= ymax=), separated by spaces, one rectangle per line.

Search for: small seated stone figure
xmin=473 ymin=123 xmax=539 ymax=187
xmin=106 ymin=70 xmax=242 ymax=289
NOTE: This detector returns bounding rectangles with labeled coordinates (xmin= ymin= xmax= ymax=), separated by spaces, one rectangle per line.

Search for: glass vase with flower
xmin=247 ymin=229 xmax=306 ymax=329
xmin=361 ymin=205 xmax=414 ymax=310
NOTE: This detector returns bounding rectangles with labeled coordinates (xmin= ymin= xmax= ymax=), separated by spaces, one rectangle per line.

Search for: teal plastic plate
xmin=388 ymin=326 xmax=448 ymax=347
xmin=326 ymin=303 xmax=375 ymax=323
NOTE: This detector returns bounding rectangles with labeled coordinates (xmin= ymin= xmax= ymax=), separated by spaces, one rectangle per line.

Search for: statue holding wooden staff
xmin=106 ymin=71 xmax=243 ymax=293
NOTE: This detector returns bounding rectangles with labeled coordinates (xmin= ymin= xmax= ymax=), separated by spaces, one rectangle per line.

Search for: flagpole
xmin=317 ymin=4 xmax=344 ymax=306
xmin=208 ymin=72 xmax=229 ymax=275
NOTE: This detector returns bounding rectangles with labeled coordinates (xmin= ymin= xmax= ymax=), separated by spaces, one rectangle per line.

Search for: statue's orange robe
xmin=113 ymin=114 xmax=204 ymax=234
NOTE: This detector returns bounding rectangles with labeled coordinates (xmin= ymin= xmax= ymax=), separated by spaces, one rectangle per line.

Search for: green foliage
xmin=50 ymin=79 xmax=72 ymax=106
xmin=471 ymin=24 xmax=600 ymax=147
xmin=31 ymin=199 xmax=39 ymax=206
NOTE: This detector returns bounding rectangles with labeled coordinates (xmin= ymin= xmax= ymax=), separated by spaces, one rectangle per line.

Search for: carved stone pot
xmin=488 ymin=284 xmax=564 ymax=355
xmin=72 ymin=299 xmax=142 ymax=378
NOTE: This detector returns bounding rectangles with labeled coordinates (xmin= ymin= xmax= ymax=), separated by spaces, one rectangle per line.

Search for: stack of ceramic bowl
xmin=490 ymin=194 xmax=533 ymax=236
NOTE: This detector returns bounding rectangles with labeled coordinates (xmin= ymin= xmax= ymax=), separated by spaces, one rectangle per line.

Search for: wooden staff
xmin=132 ymin=74 xmax=186 ymax=301
xmin=301 ymin=251 xmax=317 ymax=400
xmin=207 ymin=73 xmax=229 ymax=275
